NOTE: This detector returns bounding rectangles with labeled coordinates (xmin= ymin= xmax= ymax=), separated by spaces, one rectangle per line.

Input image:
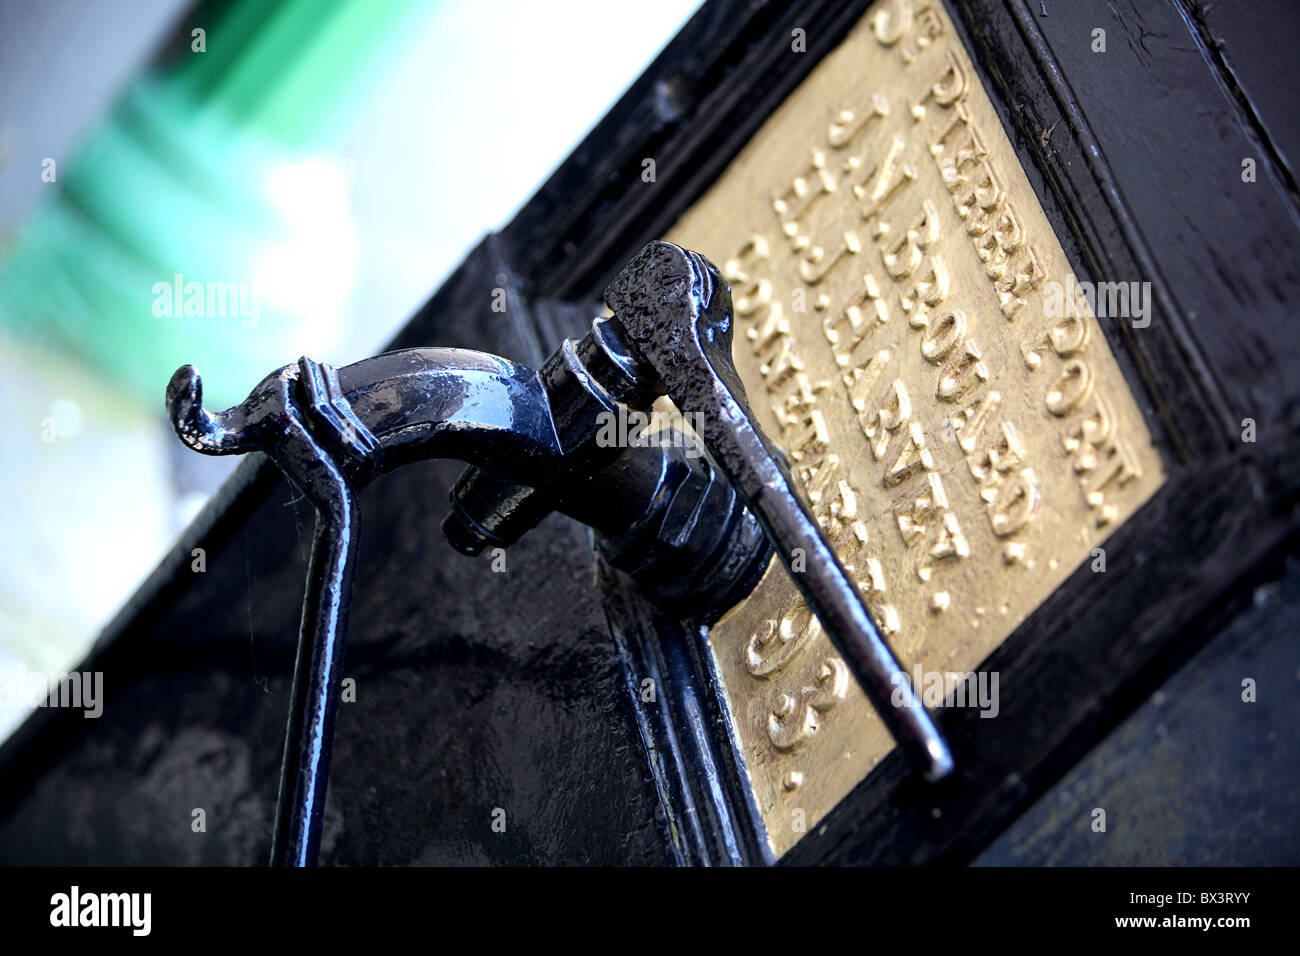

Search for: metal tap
xmin=166 ymin=240 xmax=952 ymax=867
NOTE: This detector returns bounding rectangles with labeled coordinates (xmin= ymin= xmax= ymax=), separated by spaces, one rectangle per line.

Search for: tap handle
xmin=603 ymin=240 xmax=954 ymax=782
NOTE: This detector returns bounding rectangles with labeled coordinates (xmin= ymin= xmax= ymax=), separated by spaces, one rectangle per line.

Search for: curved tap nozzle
xmin=167 ymin=364 xmax=266 ymax=456
xmin=166 ymin=350 xmax=569 ymax=484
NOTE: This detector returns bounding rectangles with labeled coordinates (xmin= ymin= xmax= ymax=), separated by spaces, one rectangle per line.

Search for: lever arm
xmin=603 ymin=241 xmax=955 ymax=781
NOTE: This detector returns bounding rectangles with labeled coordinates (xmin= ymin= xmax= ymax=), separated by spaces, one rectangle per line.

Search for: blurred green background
xmin=0 ymin=0 xmax=700 ymax=738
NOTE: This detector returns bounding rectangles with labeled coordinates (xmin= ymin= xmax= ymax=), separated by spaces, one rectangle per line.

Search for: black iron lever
xmin=602 ymin=242 xmax=955 ymax=782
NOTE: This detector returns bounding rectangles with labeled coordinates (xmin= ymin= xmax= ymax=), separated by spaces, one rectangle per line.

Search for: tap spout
xmin=167 ymin=348 xmax=568 ymax=488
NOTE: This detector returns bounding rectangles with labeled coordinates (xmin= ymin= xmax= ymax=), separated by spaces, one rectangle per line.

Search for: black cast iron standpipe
xmin=166 ymin=331 xmax=770 ymax=866
xmin=166 ymin=240 xmax=954 ymax=865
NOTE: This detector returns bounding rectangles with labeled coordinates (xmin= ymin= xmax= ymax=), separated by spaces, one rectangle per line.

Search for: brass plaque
xmin=665 ymin=0 xmax=1164 ymax=858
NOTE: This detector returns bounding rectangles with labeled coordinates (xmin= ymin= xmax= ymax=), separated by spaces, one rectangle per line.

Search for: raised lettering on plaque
xmin=665 ymin=0 xmax=1164 ymax=858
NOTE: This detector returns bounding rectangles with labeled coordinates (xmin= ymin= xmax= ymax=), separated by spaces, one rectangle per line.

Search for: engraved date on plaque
xmin=665 ymin=0 xmax=1164 ymax=858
